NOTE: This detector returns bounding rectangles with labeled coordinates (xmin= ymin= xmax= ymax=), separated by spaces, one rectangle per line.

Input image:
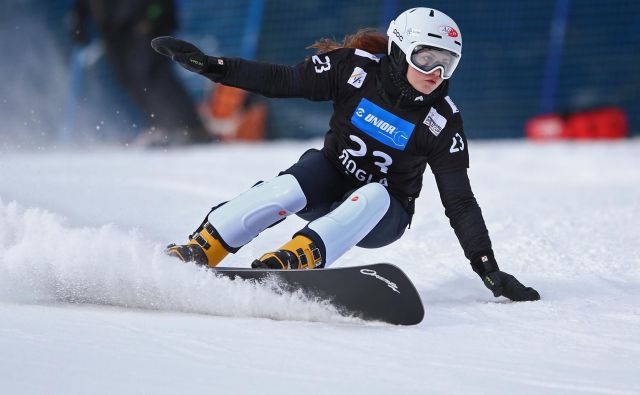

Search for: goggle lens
xmin=409 ymin=45 xmax=460 ymax=79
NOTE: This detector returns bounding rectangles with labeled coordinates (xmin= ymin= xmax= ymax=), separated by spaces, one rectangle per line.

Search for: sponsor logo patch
xmin=440 ymin=25 xmax=459 ymax=37
xmin=347 ymin=67 xmax=367 ymax=88
xmin=354 ymin=49 xmax=380 ymax=63
xmin=351 ymin=98 xmax=416 ymax=150
xmin=424 ymin=107 xmax=447 ymax=136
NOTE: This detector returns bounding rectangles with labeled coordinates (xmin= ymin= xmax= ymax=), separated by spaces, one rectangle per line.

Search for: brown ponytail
xmin=307 ymin=28 xmax=388 ymax=55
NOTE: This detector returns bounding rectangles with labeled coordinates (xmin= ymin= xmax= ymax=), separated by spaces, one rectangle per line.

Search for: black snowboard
xmin=210 ymin=263 xmax=424 ymax=325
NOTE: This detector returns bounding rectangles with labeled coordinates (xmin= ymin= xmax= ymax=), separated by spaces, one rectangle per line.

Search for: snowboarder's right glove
xmin=471 ymin=252 xmax=541 ymax=302
xmin=150 ymin=36 xmax=226 ymax=79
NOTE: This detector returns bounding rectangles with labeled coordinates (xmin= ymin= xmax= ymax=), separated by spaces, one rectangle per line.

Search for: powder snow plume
xmin=0 ymin=199 xmax=356 ymax=324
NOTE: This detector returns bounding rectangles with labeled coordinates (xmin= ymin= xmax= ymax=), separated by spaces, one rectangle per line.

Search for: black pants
xmin=282 ymin=149 xmax=410 ymax=248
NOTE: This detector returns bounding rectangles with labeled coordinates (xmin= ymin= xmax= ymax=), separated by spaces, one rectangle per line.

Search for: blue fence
xmin=2 ymin=0 xmax=639 ymax=145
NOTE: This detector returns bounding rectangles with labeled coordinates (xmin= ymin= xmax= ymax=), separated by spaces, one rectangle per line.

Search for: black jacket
xmin=206 ymin=48 xmax=493 ymax=261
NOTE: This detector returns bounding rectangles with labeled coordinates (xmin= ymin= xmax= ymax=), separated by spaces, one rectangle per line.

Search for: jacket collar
xmin=378 ymin=55 xmax=449 ymax=110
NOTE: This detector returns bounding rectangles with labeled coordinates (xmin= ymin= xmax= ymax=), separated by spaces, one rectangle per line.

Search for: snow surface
xmin=1 ymin=139 xmax=639 ymax=394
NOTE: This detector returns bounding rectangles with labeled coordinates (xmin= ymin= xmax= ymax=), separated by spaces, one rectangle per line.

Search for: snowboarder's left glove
xmin=151 ymin=36 xmax=226 ymax=78
xmin=471 ymin=252 xmax=540 ymax=302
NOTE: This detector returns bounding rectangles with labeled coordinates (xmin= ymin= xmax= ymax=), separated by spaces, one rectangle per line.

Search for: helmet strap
xmin=388 ymin=42 xmax=408 ymax=74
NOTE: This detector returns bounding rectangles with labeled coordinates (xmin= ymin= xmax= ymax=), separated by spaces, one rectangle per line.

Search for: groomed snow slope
xmin=1 ymin=140 xmax=639 ymax=394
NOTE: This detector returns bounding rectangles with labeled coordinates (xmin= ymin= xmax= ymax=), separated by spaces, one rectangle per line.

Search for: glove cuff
xmin=470 ymin=250 xmax=499 ymax=277
xmin=202 ymin=56 xmax=227 ymax=78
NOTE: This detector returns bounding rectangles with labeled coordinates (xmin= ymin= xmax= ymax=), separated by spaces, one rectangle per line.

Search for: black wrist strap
xmin=202 ymin=56 xmax=227 ymax=77
xmin=470 ymin=251 xmax=499 ymax=276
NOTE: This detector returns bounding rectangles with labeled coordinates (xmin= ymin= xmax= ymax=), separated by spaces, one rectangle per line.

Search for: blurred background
xmin=1 ymin=0 xmax=638 ymax=148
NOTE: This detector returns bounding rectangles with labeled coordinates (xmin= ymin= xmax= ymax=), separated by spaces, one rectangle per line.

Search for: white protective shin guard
xmin=208 ymin=174 xmax=307 ymax=250
xmin=308 ymin=183 xmax=390 ymax=266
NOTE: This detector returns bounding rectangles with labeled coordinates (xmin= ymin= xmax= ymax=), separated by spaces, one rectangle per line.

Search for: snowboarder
xmin=152 ymin=7 xmax=540 ymax=302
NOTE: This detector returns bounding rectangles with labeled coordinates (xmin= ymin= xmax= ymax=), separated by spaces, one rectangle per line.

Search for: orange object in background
xmin=200 ymin=84 xmax=267 ymax=141
xmin=526 ymin=107 xmax=628 ymax=140
xmin=525 ymin=113 xmax=565 ymax=140
xmin=211 ymin=85 xmax=246 ymax=118
xmin=593 ymin=107 xmax=628 ymax=139
xmin=564 ymin=112 xmax=594 ymax=139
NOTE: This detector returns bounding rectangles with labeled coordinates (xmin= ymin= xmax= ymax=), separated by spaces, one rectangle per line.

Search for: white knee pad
xmin=308 ymin=183 xmax=390 ymax=266
xmin=208 ymin=174 xmax=307 ymax=249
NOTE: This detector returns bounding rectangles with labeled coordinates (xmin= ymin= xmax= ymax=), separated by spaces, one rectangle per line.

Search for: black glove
xmin=471 ymin=252 xmax=541 ymax=302
xmin=150 ymin=36 xmax=226 ymax=77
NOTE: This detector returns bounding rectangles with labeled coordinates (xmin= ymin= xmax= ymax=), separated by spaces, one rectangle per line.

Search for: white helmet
xmin=387 ymin=7 xmax=462 ymax=79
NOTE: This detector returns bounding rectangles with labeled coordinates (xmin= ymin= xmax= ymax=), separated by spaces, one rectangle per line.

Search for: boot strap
xmin=294 ymin=242 xmax=321 ymax=269
xmin=190 ymin=222 xmax=218 ymax=250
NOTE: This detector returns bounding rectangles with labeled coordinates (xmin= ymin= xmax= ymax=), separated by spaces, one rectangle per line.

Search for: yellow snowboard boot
xmin=166 ymin=222 xmax=229 ymax=267
xmin=252 ymin=235 xmax=322 ymax=269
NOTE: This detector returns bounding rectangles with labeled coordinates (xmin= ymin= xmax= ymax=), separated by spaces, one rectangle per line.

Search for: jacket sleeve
xmin=434 ymin=168 xmax=494 ymax=261
xmin=426 ymin=112 xmax=469 ymax=174
xmin=205 ymin=48 xmax=353 ymax=101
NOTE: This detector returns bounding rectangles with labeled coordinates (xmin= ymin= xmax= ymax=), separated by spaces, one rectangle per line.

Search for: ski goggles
xmin=407 ymin=44 xmax=460 ymax=79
